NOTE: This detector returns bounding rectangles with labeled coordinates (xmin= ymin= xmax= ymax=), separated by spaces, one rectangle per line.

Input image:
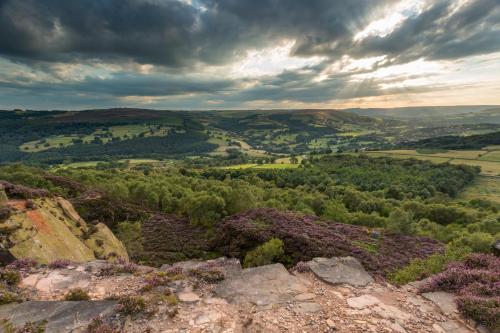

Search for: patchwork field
xmin=20 ymin=124 xmax=172 ymax=152
xmin=364 ymin=149 xmax=500 ymax=176
xmin=480 ymin=150 xmax=500 ymax=162
xmin=59 ymin=159 xmax=166 ymax=169
xmin=221 ymin=163 xmax=299 ymax=170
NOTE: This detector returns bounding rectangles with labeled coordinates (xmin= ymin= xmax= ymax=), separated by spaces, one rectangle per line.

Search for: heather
xmin=213 ymin=208 xmax=442 ymax=277
xmin=421 ymin=253 xmax=500 ymax=329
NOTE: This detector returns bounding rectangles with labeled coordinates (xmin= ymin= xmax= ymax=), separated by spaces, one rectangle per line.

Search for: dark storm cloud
xmin=1 ymin=0 xmax=498 ymax=67
xmin=0 ymin=0 xmax=499 ymax=108
xmin=0 ymin=72 xmax=235 ymax=96
xmin=0 ymin=0 xmax=388 ymax=66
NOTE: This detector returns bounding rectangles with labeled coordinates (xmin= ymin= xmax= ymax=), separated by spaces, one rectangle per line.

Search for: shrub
xmin=386 ymin=209 xmax=415 ymax=235
xmin=292 ymin=261 xmax=310 ymax=273
xmin=116 ymin=296 xmax=146 ymax=316
xmin=421 ymin=253 xmax=500 ymax=330
xmin=0 ymin=285 xmax=20 ymax=305
xmin=389 ymin=241 xmax=471 ymax=286
xmin=64 ymin=288 xmax=90 ymax=301
xmin=0 ymin=269 xmax=21 ymax=286
xmin=188 ymin=268 xmax=224 ymax=283
xmin=141 ymin=272 xmax=171 ymax=292
xmin=243 ymin=238 xmax=284 ymax=268
xmin=7 ymin=259 xmax=37 ymax=271
xmin=99 ymin=258 xmax=138 ymax=276
xmin=86 ymin=316 xmax=120 ymax=333
xmin=215 ymin=208 xmax=442 ymax=276
xmin=165 ymin=294 xmax=178 ymax=306
xmin=48 ymin=259 xmax=72 ymax=269
xmin=459 ymin=232 xmax=494 ymax=253
xmin=0 ymin=320 xmax=47 ymax=333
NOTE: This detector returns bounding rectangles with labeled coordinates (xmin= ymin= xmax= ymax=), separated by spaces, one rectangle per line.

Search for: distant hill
xmin=346 ymin=105 xmax=500 ymax=124
xmin=0 ymin=107 xmax=497 ymax=164
xmin=0 ymin=108 xmax=395 ymax=163
xmin=402 ymin=131 xmax=500 ymax=150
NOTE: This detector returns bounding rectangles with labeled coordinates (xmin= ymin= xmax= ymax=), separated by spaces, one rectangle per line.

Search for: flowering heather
xmin=421 ymin=254 xmax=500 ymax=329
xmin=99 ymin=258 xmax=139 ymax=276
xmin=140 ymin=214 xmax=213 ymax=266
xmin=141 ymin=272 xmax=172 ymax=292
xmin=48 ymin=259 xmax=72 ymax=269
xmin=7 ymin=258 xmax=38 ymax=271
xmin=292 ymin=261 xmax=311 ymax=273
xmin=0 ymin=181 xmax=50 ymax=199
xmin=213 ymin=208 xmax=442 ymax=277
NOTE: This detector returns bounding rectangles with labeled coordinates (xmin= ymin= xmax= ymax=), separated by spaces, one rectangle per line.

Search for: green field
xmin=458 ymin=176 xmax=500 ymax=204
xmin=20 ymin=125 xmax=171 ymax=152
xmin=221 ymin=163 xmax=299 ymax=170
xmin=58 ymin=158 xmax=165 ymax=169
xmin=480 ymin=150 xmax=500 ymax=162
xmin=364 ymin=149 xmax=500 ymax=176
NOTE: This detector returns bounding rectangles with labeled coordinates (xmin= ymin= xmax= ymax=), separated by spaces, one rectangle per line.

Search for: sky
xmin=0 ymin=0 xmax=499 ymax=110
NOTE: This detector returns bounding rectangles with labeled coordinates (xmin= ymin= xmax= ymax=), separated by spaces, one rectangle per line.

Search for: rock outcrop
xmin=0 ymin=184 xmax=128 ymax=264
xmin=215 ymin=263 xmax=308 ymax=306
xmin=307 ymin=256 xmax=374 ymax=286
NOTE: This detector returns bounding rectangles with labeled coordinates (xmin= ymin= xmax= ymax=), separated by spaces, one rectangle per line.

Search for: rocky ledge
xmin=0 ymin=257 xmax=490 ymax=333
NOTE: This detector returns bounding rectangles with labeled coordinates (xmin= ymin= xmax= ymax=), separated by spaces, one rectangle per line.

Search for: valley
xmin=0 ymin=106 xmax=499 ymax=332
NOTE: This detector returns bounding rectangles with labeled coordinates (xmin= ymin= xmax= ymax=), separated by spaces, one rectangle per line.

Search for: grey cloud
xmin=0 ymin=72 xmax=236 ymax=97
xmin=350 ymin=0 xmax=500 ymax=62
xmin=0 ymin=0 xmax=388 ymax=66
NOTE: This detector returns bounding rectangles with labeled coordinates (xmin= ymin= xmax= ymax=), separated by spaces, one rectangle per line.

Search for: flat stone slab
xmin=21 ymin=269 xmax=91 ymax=294
xmin=307 ymin=257 xmax=374 ymax=287
xmin=0 ymin=301 xmax=117 ymax=333
xmin=422 ymin=291 xmax=457 ymax=314
xmin=214 ymin=263 xmax=308 ymax=306
xmin=347 ymin=294 xmax=379 ymax=309
xmin=296 ymin=302 xmax=322 ymax=314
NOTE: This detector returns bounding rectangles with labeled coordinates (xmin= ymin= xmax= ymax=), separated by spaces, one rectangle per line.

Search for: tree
xmin=225 ymin=186 xmax=257 ymax=215
xmin=386 ymin=208 xmax=415 ymax=235
xmin=181 ymin=192 xmax=226 ymax=227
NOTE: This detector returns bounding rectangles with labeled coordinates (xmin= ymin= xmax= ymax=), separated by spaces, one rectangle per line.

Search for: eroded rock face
xmin=307 ymin=257 xmax=374 ymax=287
xmin=214 ymin=263 xmax=308 ymax=306
xmin=0 ymin=301 xmax=117 ymax=333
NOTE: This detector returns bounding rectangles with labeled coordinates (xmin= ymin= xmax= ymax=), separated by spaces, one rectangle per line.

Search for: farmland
xmin=20 ymin=124 xmax=172 ymax=152
xmin=221 ymin=163 xmax=299 ymax=170
xmin=457 ymin=176 xmax=500 ymax=204
xmin=363 ymin=149 xmax=500 ymax=176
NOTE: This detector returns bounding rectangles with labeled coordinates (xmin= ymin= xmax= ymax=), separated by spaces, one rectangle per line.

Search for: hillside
xmin=0 ymin=108 xmax=398 ymax=163
xmin=0 ymin=181 xmax=128 ymax=264
xmin=346 ymin=105 xmax=500 ymax=123
xmin=1 ymin=107 xmax=499 ymax=165
xmin=0 ymin=154 xmax=498 ymax=331
xmin=402 ymin=131 xmax=500 ymax=150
